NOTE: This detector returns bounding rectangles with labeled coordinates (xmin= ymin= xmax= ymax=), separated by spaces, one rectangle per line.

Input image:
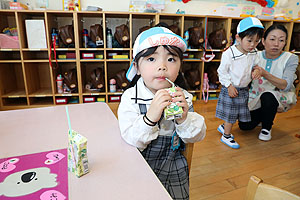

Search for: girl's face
xmin=135 ymin=46 xmax=181 ymax=94
xmin=235 ymin=34 xmax=261 ymax=54
xmin=262 ymin=29 xmax=287 ymax=59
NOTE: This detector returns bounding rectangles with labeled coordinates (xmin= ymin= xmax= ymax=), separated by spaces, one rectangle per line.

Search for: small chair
xmin=294 ymin=68 xmax=300 ymax=97
xmin=245 ymin=175 xmax=300 ymax=200
xmin=182 ymin=143 xmax=194 ymax=174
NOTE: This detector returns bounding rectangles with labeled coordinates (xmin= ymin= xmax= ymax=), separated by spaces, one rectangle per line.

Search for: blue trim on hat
xmin=237 ymin=17 xmax=264 ymax=34
xmin=138 ymin=27 xmax=187 ymax=51
xmin=126 ymin=60 xmax=135 ymax=81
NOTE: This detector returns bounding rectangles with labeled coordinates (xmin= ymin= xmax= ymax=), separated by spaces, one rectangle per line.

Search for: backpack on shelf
xmin=63 ymin=68 xmax=78 ymax=93
xmin=115 ymin=69 xmax=130 ymax=90
xmin=85 ymin=68 xmax=105 ymax=92
xmin=208 ymin=28 xmax=227 ymax=49
xmin=184 ymin=68 xmax=201 ymax=90
xmin=59 ymin=25 xmax=75 ymax=48
xmin=114 ymin=24 xmax=130 ymax=48
xmin=188 ymin=26 xmax=204 ymax=49
xmin=90 ymin=24 xmax=104 ymax=47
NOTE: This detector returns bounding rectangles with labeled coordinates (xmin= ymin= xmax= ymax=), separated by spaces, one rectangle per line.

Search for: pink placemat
xmin=0 ymin=148 xmax=68 ymax=200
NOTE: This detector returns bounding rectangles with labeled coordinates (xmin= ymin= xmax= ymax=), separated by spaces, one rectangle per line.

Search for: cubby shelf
xmin=0 ymin=10 xmax=299 ymax=110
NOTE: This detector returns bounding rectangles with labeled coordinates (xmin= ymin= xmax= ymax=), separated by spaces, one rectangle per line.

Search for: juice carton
xmin=164 ymin=87 xmax=183 ymax=120
xmin=68 ymin=130 xmax=89 ymax=177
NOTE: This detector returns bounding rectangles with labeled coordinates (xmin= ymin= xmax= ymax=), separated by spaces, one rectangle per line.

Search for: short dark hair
xmin=263 ymin=24 xmax=288 ymax=40
xmin=238 ymin=27 xmax=264 ymax=40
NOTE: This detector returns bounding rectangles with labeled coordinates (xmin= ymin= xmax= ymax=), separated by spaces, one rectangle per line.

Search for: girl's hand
xmin=227 ymin=85 xmax=238 ymax=98
xmin=146 ymin=89 xmax=172 ymax=123
xmin=173 ymin=87 xmax=188 ymax=124
xmin=252 ymin=66 xmax=262 ymax=80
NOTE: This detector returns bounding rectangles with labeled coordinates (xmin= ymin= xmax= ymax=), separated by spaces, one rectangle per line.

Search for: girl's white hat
xmin=126 ymin=27 xmax=187 ymax=81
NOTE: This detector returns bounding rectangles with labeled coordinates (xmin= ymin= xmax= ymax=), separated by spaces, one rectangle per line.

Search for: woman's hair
xmin=263 ymin=24 xmax=288 ymax=40
xmin=127 ymin=45 xmax=188 ymax=89
xmin=238 ymin=27 xmax=264 ymax=40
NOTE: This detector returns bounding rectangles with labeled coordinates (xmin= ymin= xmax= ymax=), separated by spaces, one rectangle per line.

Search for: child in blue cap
xmin=118 ymin=27 xmax=206 ymax=200
xmin=216 ymin=17 xmax=264 ymax=149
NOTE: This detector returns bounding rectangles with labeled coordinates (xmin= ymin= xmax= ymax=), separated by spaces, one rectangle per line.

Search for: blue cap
xmin=237 ymin=17 xmax=264 ymax=34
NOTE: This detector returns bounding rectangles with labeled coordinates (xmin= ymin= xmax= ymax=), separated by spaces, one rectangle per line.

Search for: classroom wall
xmin=18 ymin=0 xmax=300 ymax=18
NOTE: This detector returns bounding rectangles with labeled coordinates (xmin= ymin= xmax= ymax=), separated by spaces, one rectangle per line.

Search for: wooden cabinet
xmin=0 ymin=10 xmax=299 ymax=110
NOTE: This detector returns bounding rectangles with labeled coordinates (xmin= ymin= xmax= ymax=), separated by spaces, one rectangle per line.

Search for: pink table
xmin=0 ymin=103 xmax=172 ymax=200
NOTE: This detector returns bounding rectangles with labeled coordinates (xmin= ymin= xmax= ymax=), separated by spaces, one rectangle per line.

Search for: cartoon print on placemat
xmin=0 ymin=158 xmax=19 ymax=172
xmin=40 ymin=190 xmax=67 ymax=200
xmin=0 ymin=167 xmax=57 ymax=197
xmin=45 ymin=152 xmax=65 ymax=165
xmin=0 ymin=148 xmax=68 ymax=200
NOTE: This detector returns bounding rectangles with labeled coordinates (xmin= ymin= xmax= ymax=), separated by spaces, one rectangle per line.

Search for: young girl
xmin=216 ymin=17 xmax=264 ymax=149
xmin=118 ymin=27 xmax=206 ymax=200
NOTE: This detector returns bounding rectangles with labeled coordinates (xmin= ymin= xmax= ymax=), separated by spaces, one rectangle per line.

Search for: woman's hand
xmin=173 ymin=87 xmax=188 ymax=124
xmin=253 ymin=65 xmax=266 ymax=77
xmin=252 ymin=66 xmax=262 ymax=80
xmin=146 ymin=89 xmax=172 ymax=123
xmin=228 ymin=85 xmax=238 ymax=98
xmin=253 ymin=65 xmax=288 ymax=90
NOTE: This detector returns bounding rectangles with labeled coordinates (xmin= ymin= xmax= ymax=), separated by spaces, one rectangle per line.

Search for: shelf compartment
xmin=206 ymin=17 xmax=230 ymax=50
xmin=77 ymin=12 xmax=104 ymax=48
xmin=183 ymin=16 xmax=206 ymax=50
xmin=108 ymin=94 xmax=121 ymax=103
xmin=106 ymin=49 xmax=130 ymax=60
xmin=46 ymin=12 xmax=75 ymax=48
xmin=0 ymin=50 xmax=21 ymax=60
xmin=131 ymin=13 xmax=156 ymax=42
xmin=104 ymin=13 xmax=130 ymax=49
xmin=158 ymin=14 xmax=184 ymax=36
xmin=0 ymin=11 xmax=19 ymax=50
xmin=0 ymin=63 xmax=26 ymax=97
xmin=81 ymin=62 xmax=106 ymax=93
xmin=83 ymin=95 xmax=106 ymax=103
xmin=2 ymin=97 xmax=27 ymax=107
xmin=182 ymin=62 xmax=203 ymax=91
xmin=204 ymin=62 xmax=221 ymax=90
xmin=80 ymin=50 xmax=104 ymax=60
xmin=22 ymin=49 xmax=49 ymax=60
xmin=55 ymin=96 xmax=79 ymax=105
xmin=54 ymin=50 xmax=76 ymax=61
xmin=28 ymin=96 xmax=54 ymax=106
xmin=107 ymin=61 xmax=130 ymax=92
xmin=52 ymin=62 xmax=79 ymax=94
xmin=16 ymin=11 xmax=47 ymax=49
xmin=290 ymin=22 xmax=300 ymax=52
xmin=23 ymin=62 xmax=53 ymax=96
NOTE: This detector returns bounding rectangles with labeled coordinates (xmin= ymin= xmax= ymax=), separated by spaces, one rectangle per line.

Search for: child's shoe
xmin=258 ymin=129 xmax=272 ymax=141
xmin=221 ymin=135 xmax=240 ymax=149
xmin=217 ymin=124 xmax=234 ymax=139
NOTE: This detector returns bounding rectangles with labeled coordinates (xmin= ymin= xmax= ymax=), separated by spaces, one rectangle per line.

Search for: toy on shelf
xmin=0 ymin=27 xmax=19 ymax=49
xmin=202 ymin=73 xmax=209 ymax=103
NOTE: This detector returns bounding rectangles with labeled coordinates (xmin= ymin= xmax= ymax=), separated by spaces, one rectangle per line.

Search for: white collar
xmin=230 ymin=45 xmax=258 ymax=60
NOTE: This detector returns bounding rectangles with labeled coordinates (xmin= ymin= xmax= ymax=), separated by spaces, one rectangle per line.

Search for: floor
xmin=189 ymin=100 xmax=300 ymax=200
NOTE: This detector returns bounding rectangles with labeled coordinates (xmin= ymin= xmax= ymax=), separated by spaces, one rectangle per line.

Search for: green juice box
xmin=68 ymin=130 xmax=89 ymax=177
xmin=164 ymin=87 xmax=183 ymax=120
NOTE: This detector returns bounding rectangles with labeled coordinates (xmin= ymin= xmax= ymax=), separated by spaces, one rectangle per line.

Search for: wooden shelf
xmin=2 ymin=90 xmax=27 ymax=98
xmin=0 ymin=10 xmax=297 ymax=110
